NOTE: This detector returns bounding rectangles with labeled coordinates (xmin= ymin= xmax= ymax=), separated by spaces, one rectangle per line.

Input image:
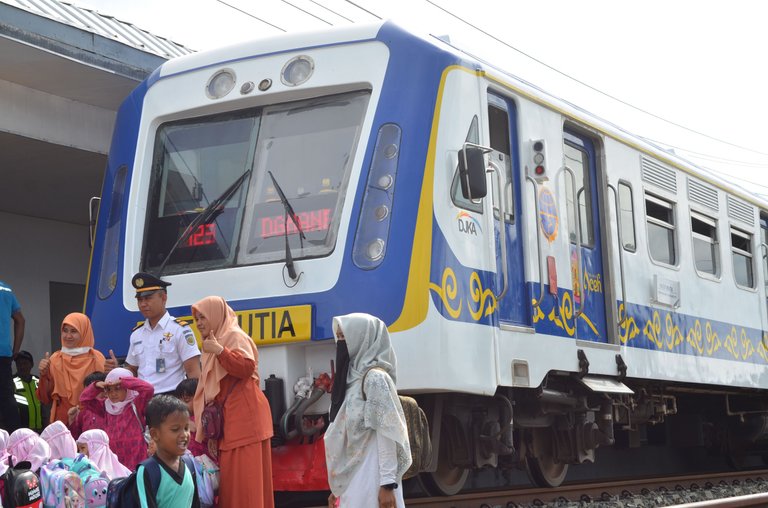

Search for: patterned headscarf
xmin=41 ymin=421 xmax=78 ymax=459
xmin=8 ymin=428 xmax=51 ymax=471
xmin=323 ymin=313 xmax=411 ymax=496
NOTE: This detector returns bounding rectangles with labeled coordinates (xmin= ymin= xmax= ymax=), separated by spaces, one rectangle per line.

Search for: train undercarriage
xmin=412 ymin=373 xmax=768 ymax=495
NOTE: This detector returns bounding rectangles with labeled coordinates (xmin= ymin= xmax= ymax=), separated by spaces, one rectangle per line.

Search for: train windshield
xmin=142 ymin=91 xmax=370 ymax=275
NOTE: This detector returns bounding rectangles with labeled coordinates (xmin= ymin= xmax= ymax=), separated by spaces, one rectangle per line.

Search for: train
xmin=85 ymin=21 xmax=768 ymax=494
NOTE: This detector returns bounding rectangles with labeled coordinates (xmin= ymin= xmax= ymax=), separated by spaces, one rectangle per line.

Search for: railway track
xmin=399 ymin=470 xmax=768 ymax=507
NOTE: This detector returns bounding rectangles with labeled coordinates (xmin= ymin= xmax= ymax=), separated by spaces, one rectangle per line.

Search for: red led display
xmin=184 ymin=223 xmax=217 ymax=247
xmin=261 ymin=208 xmax=331 ymax=238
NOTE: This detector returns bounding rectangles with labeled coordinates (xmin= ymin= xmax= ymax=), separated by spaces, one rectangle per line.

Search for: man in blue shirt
xmin=0 ymin=280 xmax=25 ymax=432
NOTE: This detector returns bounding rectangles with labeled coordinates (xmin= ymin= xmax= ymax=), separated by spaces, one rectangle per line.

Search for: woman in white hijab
xmin=324 ymin=313 xmax=411 ymax=508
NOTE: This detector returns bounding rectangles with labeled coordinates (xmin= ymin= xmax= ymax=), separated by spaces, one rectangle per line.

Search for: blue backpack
xmin=40 ymin=461 xmax=85 ymax=508
xmin=105 ymin=455 xmax=197 ymax=508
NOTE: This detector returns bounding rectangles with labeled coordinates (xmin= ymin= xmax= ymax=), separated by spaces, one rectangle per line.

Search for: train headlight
xmin=352 ymin=124 xmax=402 ymax=269
xmin=281 ymin=56 xmax=314 ymax=86
xmin=366 ymin=239 xmax=386 ymax=261
xmin=206 ymin=69 xmax=236 ymax=99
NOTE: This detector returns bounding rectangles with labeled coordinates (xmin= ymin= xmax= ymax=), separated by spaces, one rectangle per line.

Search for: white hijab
xmin=324 ymin=313 xmax=411 ymax=496
xmin=77 ymin=429 xmax=131 ymax=480
xmin=41 ymin=421 xmax=78 ymax=459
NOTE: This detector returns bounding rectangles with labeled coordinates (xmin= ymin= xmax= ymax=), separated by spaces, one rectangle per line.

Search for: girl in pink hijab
xmin=8 ymin=428 xmax=51 ymax=472
xmin=76 ymin=429 xmax=131 ymax=480
xmin=0 ymin=429 xmax=9 ymax=475
xmin=41 ymin=421 xmax=78 ymax=460
xmin=79 ymin=366 xmax=153 ymax=470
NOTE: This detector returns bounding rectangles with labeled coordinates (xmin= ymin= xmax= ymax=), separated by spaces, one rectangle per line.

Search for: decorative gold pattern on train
xmin=429 ymin=267 xmax=496 ymax=321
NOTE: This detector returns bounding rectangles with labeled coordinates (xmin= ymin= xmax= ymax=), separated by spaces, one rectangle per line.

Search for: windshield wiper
xmin=156 ymin=169 xmax=252 ymax=278
xmin=265 ymin=170 xmax=305 ymax=280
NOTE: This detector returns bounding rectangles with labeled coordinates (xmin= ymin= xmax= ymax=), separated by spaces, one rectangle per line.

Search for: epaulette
xmin=132 ymin=321 xmax=145 ymax=331
xmin=174 ymin=318 xmax=190 ymax=327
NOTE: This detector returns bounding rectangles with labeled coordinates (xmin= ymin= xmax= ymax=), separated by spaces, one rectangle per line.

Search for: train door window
xmin=488 ymin=101 xmax=513 ymax=222
xmin=450 ymin=116 xmax=482 ymax=213
xmin=618 ymin=182 xmax=636 ymax=251
xmin=691 ymin=212 xmax=719 ymax=277
xmin=731 ymin=227 xmax=754 ymax=288
xmin=563 ymin=140 xmax=594 ymax=246
xmin=645 ymin=194 xmax=676 ymax=265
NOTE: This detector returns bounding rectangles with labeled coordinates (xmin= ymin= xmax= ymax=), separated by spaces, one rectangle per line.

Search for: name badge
xmin=156 ymin=358 xmax=166 ymax=373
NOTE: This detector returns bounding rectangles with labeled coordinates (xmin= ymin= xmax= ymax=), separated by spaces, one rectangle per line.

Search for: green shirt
xmin=136 ymin=456 xmax=199 ymax=508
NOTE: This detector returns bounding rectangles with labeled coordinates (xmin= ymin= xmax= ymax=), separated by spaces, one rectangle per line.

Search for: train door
xmin=487 ymin=94 xmax=528 ymax=326
xmin=563 ymin=131 xmax=607 ymax=342
xmin=760 ymin=214 xmax=768 ymax=320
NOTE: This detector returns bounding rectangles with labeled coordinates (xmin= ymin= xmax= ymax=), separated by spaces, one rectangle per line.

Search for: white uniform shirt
xmin=125 ymin=311 xmax=201 ymax=394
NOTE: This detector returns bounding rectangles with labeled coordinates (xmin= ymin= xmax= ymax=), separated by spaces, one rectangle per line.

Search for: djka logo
xmin=456 ymin=211 xmax=482 ymax=236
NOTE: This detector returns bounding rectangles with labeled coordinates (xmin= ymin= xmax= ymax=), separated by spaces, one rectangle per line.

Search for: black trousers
xmin=0 ymin=356 xmax=20 ymax=432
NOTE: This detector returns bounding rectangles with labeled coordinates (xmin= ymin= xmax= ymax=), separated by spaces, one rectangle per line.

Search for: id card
xmin=156 ymin=357 xmax=166 ymax=373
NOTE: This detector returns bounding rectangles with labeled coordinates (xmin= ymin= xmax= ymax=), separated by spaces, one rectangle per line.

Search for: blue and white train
xmin=85 ymin=21 xmax=768 ymax=493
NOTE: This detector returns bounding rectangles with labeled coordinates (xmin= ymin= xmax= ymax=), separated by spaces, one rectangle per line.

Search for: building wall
xmin=0 ymin=211 xmax=91 ymax=371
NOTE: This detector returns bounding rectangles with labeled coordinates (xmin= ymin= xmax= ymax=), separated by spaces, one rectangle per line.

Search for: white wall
xmin=0 ymin=211 xmax=90 ymax=372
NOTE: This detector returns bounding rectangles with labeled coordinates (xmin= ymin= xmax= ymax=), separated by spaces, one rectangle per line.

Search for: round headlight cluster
xmin=206 ymin=69 xmax=236 ymax=99
xmin=281 ymin=55 xmax=314 ymax=86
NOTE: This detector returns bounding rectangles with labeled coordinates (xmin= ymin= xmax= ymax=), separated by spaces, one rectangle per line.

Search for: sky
xmin=72 ymin=0 xmax=768 ymax=196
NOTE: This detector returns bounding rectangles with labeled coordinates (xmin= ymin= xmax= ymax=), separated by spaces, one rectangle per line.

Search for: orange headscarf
xmin=49 ymin=313 xmax=106 ymax=416
xmin=192 ymin=296 xmax=259 ymax=442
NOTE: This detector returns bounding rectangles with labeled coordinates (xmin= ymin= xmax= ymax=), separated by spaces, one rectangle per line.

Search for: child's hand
xmin=67 ymin=406 xmax=79 ymax=425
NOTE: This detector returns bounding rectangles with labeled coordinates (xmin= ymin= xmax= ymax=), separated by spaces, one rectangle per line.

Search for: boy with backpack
xmin=107 ymin=395 xmax=199 ymax=507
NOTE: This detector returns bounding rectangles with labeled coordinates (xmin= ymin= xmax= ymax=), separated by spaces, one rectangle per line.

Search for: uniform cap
xmin=132 ymin=272 xmax=171 ymax=297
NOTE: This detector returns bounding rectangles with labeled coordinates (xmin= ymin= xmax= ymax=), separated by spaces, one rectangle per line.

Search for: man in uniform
xmin=105 ymin=273 xmax=201 ymax=395
xmin=13 ymin=350 xmax=43 ymax=433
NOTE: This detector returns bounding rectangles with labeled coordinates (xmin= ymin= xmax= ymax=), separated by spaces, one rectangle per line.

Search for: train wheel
xmin=420 ymin=418 xmax=470 ymax=496
xmin=419 ymin=461 xmax=469 ymax=496
xmin=525 ymin=429 xmax=568 ymax=488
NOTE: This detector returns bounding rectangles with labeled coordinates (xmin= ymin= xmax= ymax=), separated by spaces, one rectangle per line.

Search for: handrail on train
xmin=561 ymin=165 xmax=584 ymax=322
xmin=526 ymin=173 xmax=545 ymax=310
xmin=488 ymin=161 xmax=508 ymax=301
xmin=607 ymin=183 xmax=628 ymax=330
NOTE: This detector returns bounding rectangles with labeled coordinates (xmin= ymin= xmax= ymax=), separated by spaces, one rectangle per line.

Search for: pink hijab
xmin=0 ymin=429 xmax=9 ymax=475
xmin=103 ymin=367 xmax=138 ymax=416
xmin=77 ymin=429 xmax=130 ymax=480
xmin=8 ymin=428 xmax=51 ymax=471
xmin=41 ymin=421 xmax=78 ymax=459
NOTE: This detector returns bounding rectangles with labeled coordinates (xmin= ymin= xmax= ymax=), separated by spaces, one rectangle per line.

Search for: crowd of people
xmin=0 ymin=273 xmax=413 ymax=508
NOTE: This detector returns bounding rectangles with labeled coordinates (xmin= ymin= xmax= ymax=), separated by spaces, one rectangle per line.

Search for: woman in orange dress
xmin=37 ymin=313 xmax=106 ymax=424
xmin=192 ymin=296 xmax=274 ymax=508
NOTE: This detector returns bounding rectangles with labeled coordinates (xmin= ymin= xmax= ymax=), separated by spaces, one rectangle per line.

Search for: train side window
xmin=691 ymin=212 xmax=719 ymax=277
xmin=731 ymin=227 xmax=754 ymax=288
xmin=618 ymin=182 xmax=636 ymax=251
xmin=645 ymin=194 xmax=676 ymax=265
xmin=451 ymin=116 xmax=482 ymax=213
